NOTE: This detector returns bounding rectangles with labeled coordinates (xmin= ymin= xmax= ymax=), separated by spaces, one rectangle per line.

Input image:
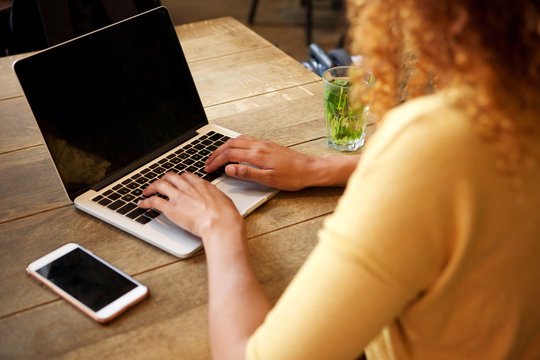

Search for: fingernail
xmin=226 ymin=165 xmax=235 ymax=176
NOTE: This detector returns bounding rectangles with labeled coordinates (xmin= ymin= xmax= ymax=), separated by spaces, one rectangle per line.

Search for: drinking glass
xmin=322 ymin=66 xmax=373 ymax=151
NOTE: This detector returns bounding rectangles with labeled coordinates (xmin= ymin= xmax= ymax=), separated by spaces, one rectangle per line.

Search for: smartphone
xmin=26 ymin=243 xmax=148 ymax=323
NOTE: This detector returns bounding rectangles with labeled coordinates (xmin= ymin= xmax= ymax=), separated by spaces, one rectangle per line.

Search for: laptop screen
xmin=14 ymin=7 xmax=208 ymax=199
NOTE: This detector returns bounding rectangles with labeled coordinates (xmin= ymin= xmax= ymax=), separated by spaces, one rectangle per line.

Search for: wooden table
xmin=0 ymin=17 xmax=373 ymax=359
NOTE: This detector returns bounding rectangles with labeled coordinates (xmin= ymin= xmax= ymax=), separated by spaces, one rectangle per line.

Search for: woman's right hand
xmin=204 ymin=136 xmax=319 ymax=191
xmin=205 ymin=136 xmax=360 ymax=191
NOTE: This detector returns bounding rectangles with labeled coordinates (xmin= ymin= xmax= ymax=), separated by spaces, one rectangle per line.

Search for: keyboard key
xmin=126 ymin=207 xmax=147 ymax=219
xmin=92 ymin=195 xmax=103 ymax=202
xmin=127 ymin=182 xmax=139 ymax=190
xmin=122 ymin=194 xmax=136 ymax=202
xmin=98 ymin=198 xmax=112 ymax=206
xmin=174 ymin=163 xmax=187 ymax=171
xmin=108 ymin=192 xmax=121 ymax=201
xmin=135 ymin=215 xmax=152 ymax=224
xmin=145 ymin=209 xmax=161 ymax=218
xmin=153 ymin=166 xmax=166 ymax=174
xmin=143 ymin=175 xmax=154 ymax=181
xmin=117 ymin=187 xmax=130 ymax=195
xmin=135 ymin=177 xmax=147 ymax=185
xmin=117 ymin=203 xmax=136 ymax=215
xmin=202 ymin=172 xmax=221 ymax=182
xmin=107 ymin=199 xmax=126 ymax=211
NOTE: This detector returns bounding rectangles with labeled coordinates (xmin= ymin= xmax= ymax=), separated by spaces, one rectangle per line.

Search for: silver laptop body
xmin=13 ymin=7 xmax=276 ymax=258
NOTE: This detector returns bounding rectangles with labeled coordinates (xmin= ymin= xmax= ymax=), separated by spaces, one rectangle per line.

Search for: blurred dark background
xmin=163 ymin=0 xmax=347 ymax=61
xmin=0 ymin=0 xmax=347 ymax=62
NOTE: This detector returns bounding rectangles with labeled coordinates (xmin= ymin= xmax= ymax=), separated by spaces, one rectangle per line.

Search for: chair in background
xmin=248 ymin=0 xmax=343 ymax=45
xmin=5 ymin=0 xmax=161 ymax=56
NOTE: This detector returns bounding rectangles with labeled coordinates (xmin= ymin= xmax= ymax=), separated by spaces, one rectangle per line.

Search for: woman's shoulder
xmin=362 ymin=87 xmax=478 ymax=166
xmin=379 ymin=87 xmax=475 ymax=142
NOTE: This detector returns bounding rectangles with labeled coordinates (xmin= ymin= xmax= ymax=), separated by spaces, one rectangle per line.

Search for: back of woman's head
xmin=347 ymin=0 xmax=540 ymax=174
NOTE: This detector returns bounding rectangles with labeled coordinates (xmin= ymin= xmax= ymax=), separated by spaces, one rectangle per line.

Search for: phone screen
xmin=35 ymin=248 xmax=138 ymax=311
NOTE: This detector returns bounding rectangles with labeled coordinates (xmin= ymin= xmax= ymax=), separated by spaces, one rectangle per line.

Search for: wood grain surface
xmin=0 ymin=18 xmax=371 ymax=359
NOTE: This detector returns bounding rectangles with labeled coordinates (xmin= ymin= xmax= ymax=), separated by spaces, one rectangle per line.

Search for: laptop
xmin=13 ymin=6 xmax=277 ymax=258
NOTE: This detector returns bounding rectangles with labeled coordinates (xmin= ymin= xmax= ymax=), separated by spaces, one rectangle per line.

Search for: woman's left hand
xmin=139 ymin=172 xmax=269 ymax=360
xmin=137 ymin=172 xmax=244 ymax=241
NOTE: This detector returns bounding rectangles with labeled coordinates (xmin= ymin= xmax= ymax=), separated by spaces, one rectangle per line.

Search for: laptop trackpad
xmin=216 ymin=177 xmax=276 ymax=216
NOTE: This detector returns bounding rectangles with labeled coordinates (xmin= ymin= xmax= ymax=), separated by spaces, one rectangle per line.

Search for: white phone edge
xmin=26 ymin=243 xmax=149 ymax=323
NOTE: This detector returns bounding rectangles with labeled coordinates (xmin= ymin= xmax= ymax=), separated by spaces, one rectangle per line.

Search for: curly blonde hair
xmin=347 ymin=0 xmax=540 ymax=174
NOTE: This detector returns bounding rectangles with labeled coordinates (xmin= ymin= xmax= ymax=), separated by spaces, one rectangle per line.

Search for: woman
xmin=139 ymin=0 xmax=540 ymax=358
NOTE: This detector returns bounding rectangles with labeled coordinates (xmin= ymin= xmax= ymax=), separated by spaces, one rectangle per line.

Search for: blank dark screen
xmin=15 ymin=8 xmax=207 ymax=198
xmin=36 ymin=248 xmax=137 ymax=312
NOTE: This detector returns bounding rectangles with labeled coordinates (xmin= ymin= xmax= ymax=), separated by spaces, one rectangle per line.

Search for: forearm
xmin=303 ymin=154 xmax=360 ymax=188
xmin=204 ymin=229 xmax=271 ymax=360
xmin=139 ymin=172 xmax=269 ymax=358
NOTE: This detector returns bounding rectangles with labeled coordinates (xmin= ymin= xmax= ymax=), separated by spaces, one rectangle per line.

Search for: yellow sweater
xmin=246 ymin=89 xmax=540 ymax=359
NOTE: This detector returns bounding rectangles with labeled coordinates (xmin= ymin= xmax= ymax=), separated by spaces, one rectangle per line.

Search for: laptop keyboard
xmin=91 ymin=131 xmax=230 ymax=225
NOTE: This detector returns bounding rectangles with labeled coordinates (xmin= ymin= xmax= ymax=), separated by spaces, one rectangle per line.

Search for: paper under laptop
xmin=13 ymin=6 xmax=277 ymax=258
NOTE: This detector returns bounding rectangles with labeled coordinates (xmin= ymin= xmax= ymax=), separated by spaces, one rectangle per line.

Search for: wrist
xmin=306 ymin=154 xmax=359 ymax=187
xmin=202 ymin=220 xmax=247 ymax=253
xmin=203 ymin=225 xmax=253 ymax=280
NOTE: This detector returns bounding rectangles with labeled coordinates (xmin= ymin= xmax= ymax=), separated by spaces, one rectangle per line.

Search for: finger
xmin=142 ymin=175 xmax=180 ymax=198
xmin=205 ymin=147 xmax=266 ymax=173
xmin=137 ymin=194 xmax=169 ymax=211
xmin=179 ymin=171 xmax=205 ymax=184
xmin=225 ymin=163 xmax=271 ymax=186
xmin=159 ymin=172 xmax=204 ymax=198
xmin=163 ymin=171 xmax=205 ymax=191
xmin=205 ymin=136 xmax=259 ymax=167
xmin=171 ymin=172 xmax=233 ymax=210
